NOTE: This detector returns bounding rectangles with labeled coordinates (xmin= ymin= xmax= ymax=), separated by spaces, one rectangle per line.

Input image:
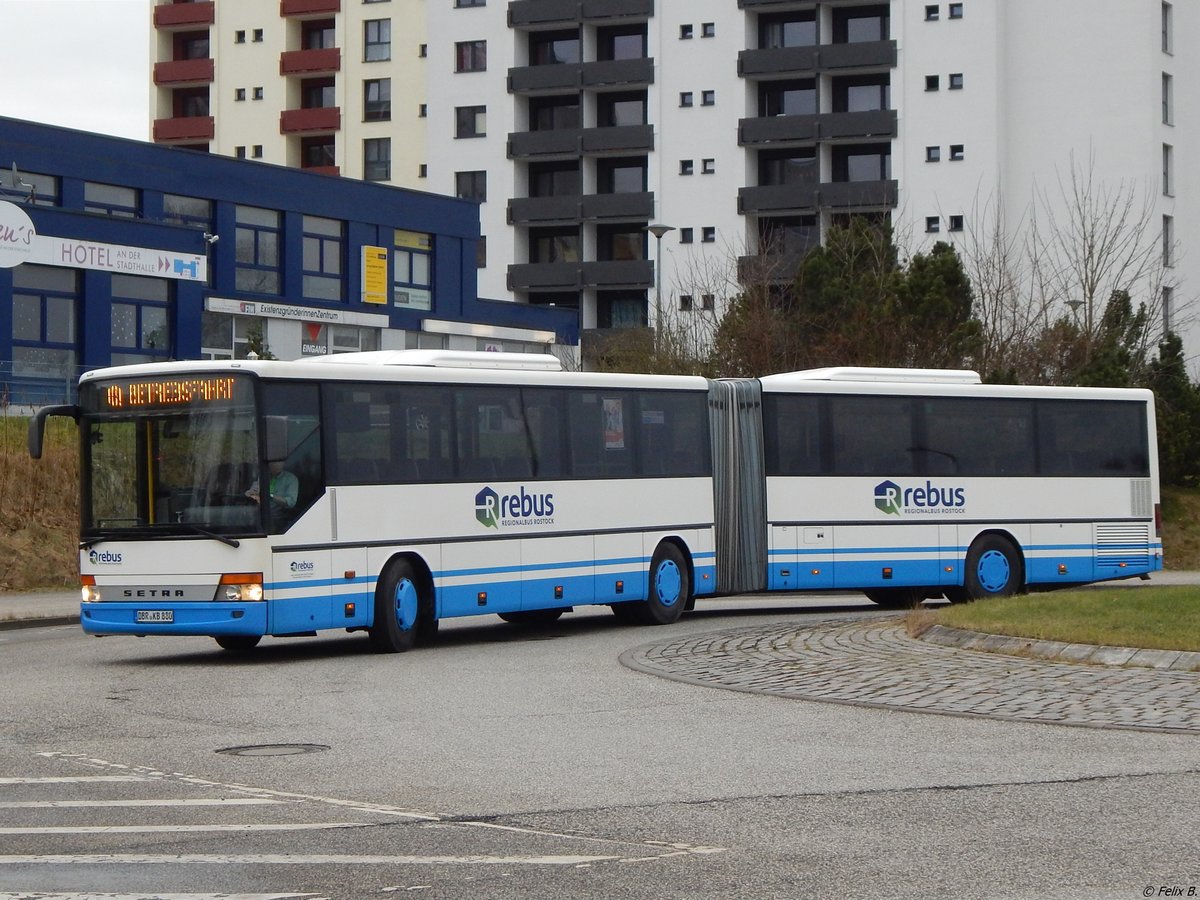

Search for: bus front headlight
xmin=81 ymin=577 xmax=101 ymax=603
xmin=218 ymin=573 xmax=264 ymax=602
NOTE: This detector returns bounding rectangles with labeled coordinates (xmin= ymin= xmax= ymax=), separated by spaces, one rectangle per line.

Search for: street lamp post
xmin=646 ymin=223 xmax=675 ymax=332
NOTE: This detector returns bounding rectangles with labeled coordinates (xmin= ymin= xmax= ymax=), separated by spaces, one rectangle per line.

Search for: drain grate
xmin=215 ymin=743 xmax=330 ymax=757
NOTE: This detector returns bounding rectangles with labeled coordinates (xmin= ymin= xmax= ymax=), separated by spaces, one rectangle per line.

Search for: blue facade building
xmin=0 ymin=116 xmax=577 ymax=404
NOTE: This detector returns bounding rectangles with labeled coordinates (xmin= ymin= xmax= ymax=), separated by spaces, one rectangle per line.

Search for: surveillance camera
xmin=203 ymin=232 xmax=219 ymax=244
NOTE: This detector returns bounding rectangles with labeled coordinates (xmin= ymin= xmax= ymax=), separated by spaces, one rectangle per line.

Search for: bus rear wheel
xmin=369 ymin=560 xmax=423 ymax=653
xmin=214 ymin=634 xmax=261 ymax=652
xmin=962 ymin=535 xmax=1023 ymax=600
xmin=631 ymin=543 xmax=689 ymax=625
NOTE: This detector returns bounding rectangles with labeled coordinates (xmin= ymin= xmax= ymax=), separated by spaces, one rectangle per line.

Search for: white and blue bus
xmin=28 ymin=352 xmax=1162 ymax=652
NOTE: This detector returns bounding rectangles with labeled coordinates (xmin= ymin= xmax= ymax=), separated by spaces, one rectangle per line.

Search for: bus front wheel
xmin=214 ymin=634 xmax=261 ymax=652
xmin=961 ymin=535 xmax=1023 ymax=601
xmin=369 ymin=560 xmax=423 ymax=653
xmin=633 ymin=543 xmax=690 ymax=625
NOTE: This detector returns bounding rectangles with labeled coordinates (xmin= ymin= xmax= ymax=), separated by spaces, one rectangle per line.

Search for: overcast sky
xmin=0 ymin=0 xmax=149 ymax=140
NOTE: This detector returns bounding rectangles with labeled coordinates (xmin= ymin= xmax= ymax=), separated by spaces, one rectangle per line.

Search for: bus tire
xmin=963 ymin=535 xmax=1023 ymax=600
xmin=214 ymin=634 xmax=261 ymax=652
xmin=369 ymin=560 xmax=422 ymax=653
xmin=498 ymin=608 xmax=568 ymax=625
xmin=865 ymin=588 xmax=924 ymax=609
xmin=634 ymin=543 xmax=690 ymax=625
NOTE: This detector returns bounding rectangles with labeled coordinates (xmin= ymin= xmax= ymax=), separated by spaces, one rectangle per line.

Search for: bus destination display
xmin=100 ymin=376 xmax=241 ymax=410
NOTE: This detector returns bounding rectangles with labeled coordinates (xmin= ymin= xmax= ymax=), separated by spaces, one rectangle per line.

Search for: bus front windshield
xmin=81 ymin=375 xmax=264 ymax=539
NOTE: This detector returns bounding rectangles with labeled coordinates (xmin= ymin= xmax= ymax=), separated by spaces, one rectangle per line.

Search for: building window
xmin=599 ymin=24 xmax=646 ymax=61
xmin=301 ymin=136 xmax=334 ymax=169
xmin=701 ymin=90 xmax=715 ymax=106
xmin=925 ymin=5 xmax=939 ymax=20
xmin=680 ymin=294 xmax=694 ymax=311
xmin=455 ymin=105 xmax=486 ymax=138
xmin=529 ymin=227 xmax=580 ymax=264
xmin=252 ymin=145 xmax=263 ymax=159
xmin=83 ymin=182 xmax=139 ymax=218
xmin=110 ymin=275 xmax=171 ymax=366
xmin=679 ymin=228 xmax=693 ymax=244
xmin=394 ymin=229 xmax=433 ymax=310
xmin=1163 ymin=143 xmax=1173 ymax=195
xmin=701 ymin=294 xmax=715 ymax=311
xmin=235 ymin=205 xmax=281 ymax=294
xmin=1163 ymin=215 xmax=1174 ymax=267
xmin=532 ymin=160 xmax=582 ymax=196
xmin=530 ymin=29 xmax=581 ymax=65
xmin=302 ymin=77 xmax=336 ymax=109
xmin=235 ymin=146 xmax=247 ymax=159
xmin=760 ymin=79 xmax=817 ymax=117
xmin=948 ymin=2 xmax=963 ymax=17
xmin=419 ymin=104 xmax=427 ymax=117
xmin=456 ymin=0 xmax=485 ymax=6
xmin=455 ymin=40 xmax=487 ymax=72
xmin=680 ymin=91 xmax=693 ymax=108
xmin=701 ymin=158 xmax=715 ymax=174
xmin=949 ymin=144 xmax=964 ymax=160
xmin=162 ymin=194 xmax=212 ymax=230
xmin=364 ymin=137 xmax=391 ymax=180
xmin=702 ymin=226 xmax=716 ymax=243
xmin=302 ymin=19 xmax=335 ymax=49
xmin=364 ymin=78 xmax=391 ymax=121
xmin=760 ymin=12 xmax=816 ymax=48
xmin=456 ymin=170 xmax=487 ymax=202
xmin=235 ymin=30 xmax=245 ymax=43
xmin=701 ymin=22 xmax=715 ymax=37
xmin=680 ymin=160 xmax=694 ymax=176
xmin=948 ymin=215 xmax=964 ymax=232
xmin=253 ymin=86 xmax=264 ymax=100
xmin=1162 ymin=72 xmax=1173 ymax=124
xmin=948 ymin=72 xmax=964 ymax=90
xmin=926 ymin=216 xmax=940 ymax=233
xmin=11 ymin=265 xmax=78 ymax=379
xmin=365 ymin=19 xmax=391 ymax=61
xmin=925 ymin=75 xmax=939 ymax=91
xmin=1163 ymin=2 xmax=1173 ymax=52
xmin=419 ymin=44 xmax=427 ymax=57
xmin=926 ymin=146 xmax=940 ymax=162
xmin=302 ymin=215 xmax=343 ymax=302
xmin=597 ymin=224 xmax=645 ymax=262
xmin=680 ymin=24 xmax=693 ymax=39
xmin=252 ymin=28 xmax=263 ymax=42
xmin=597 ymin=91 xmax=645 ymax=126
xmin=235 ymin=88 xmax=246 ymax=101
xmin=597 ymin=157 xmax=645 ymax=193
xmin=418 ymin=164 xmax=427 ymax=178
xmin=834 ymin=75 xmax=889 ymax=112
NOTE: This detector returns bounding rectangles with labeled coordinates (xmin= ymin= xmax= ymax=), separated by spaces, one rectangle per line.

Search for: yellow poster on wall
xmin=361 ymin=245 xmax=388 ymax=304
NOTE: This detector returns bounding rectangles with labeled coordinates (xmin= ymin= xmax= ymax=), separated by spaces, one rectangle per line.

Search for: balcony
xmin=153 ymin=1 xmax=214 ymax=30
xmin=280 ymin=48 xmax=340 ymax=75
xmin=280 ymin=0 xmax=340 ymax=16
xmin=738 ymin=183 xmax=818 ymax=215
xmin=738 ymin=110 xmax=896 ymax=146
xmin=821 ymin=179 xmax=897 ymax=209
xmin=581 ymin=192 xmax=653 ymax=220
xmin=509 ymin=63 xmax=584 ymax=95
xmin=508 ymin=195 xmax=583 ymax=226
xmin=506 ymin=259 xmax=653 ymax=292
xmin=152 ymin=115 xmax=214 ymax=143
xmin=738 ymin=46 xmax=819 ymax=79
xmin=280 ymin=107 xmax=341 ymax=134
xmin=509 ymin=129 xmax=583 ymax=159
xmin=508 ymin=0 xmax=652 ymax=27
xmin=153 ymin=57 xmax=214 ymax=86
xmin=820 ymin=40 xmax=896 ymax=71
xmin=582 ymin=58 xmax=653 ymax=88
xmin=581 ymin=124 xmax=653 ymax=154
xmin=737 ymin=250 xmax=814 ymax=285
xmin=302 ymin=165 xmax=340 ymax=177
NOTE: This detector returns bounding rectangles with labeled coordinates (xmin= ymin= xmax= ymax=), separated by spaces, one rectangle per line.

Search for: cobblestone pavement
xmin=620 ymin=616 xmax=1200 ymax=734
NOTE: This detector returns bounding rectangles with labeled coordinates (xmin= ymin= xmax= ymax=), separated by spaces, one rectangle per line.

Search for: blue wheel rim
xmin=393 ymin=578 xmax=418 ymax=631
xmin=654 ymin=560 xmax=682 ymax=607
xmin=977 ymin=550 xmax=1011 ymax=593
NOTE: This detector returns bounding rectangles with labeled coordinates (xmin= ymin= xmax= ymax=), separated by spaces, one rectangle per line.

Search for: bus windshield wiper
xmin=175 ymin=524 xmax=241 ymax=548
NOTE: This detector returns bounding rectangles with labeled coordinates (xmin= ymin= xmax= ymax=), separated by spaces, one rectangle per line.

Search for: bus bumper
xmin=80 ymin=602 xmax=267 ymax=637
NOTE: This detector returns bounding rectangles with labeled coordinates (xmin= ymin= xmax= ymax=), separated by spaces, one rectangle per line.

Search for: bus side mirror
xmin=28 ymin=404 xmax=79 ymax=460
xmin=264 ymin=415 xmax=289 ymax=463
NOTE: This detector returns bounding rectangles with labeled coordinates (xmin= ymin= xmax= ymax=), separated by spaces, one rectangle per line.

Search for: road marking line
xmin=0 ymin=823 xmax=372 ymax=835
xmin=0 ymin=777 xmax=145 ymax=784
xmin=0 ymin=853 xmax=621 ymax=866
xmin=0 ymin=799 xmax=289 ymax=809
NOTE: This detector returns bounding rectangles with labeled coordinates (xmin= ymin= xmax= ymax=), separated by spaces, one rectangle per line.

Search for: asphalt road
xmin=0 ymin=595 xmax=1197 ymax=899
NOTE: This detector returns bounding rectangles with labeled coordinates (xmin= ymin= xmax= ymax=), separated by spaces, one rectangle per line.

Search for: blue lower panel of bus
xmin=81 ymin=602 xmax=267 ymax=637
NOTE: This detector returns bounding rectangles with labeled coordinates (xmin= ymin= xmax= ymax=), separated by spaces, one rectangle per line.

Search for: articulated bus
xmin=28 ymin=351 xmax=1162 ymax=653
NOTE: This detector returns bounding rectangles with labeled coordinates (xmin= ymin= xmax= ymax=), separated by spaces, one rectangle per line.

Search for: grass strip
xmin=929 ymin=586 xmax=1200 ymax=652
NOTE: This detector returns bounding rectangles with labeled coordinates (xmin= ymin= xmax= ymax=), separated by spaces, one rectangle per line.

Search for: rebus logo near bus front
xmin=874 ymin=480 xmax=967 ymax=516
xmin=475 ymin=486 xmax=556 ymax=529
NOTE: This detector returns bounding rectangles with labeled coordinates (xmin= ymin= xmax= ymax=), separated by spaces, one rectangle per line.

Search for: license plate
xmin=136 ymin=610 xmax=174 ymax=623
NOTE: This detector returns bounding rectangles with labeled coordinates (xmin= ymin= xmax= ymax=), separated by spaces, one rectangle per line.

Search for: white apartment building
xmin=152 ymin=0 xmax=1199 ymax=364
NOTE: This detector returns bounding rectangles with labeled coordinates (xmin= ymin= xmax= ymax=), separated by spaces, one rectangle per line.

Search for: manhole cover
xmin=215 ymin=743 xmax=330 ymax=757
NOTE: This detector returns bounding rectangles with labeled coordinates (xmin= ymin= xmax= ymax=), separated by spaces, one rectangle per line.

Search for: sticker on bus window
xmin=603 ymin=398 xmax=625 ymax=449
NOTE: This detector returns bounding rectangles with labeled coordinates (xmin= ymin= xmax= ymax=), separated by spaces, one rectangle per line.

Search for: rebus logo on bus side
xmin=88 ymin=549 xmax=123 ymax=565
xmin=874 ymin=480 xmax=967 ymax=516
xmin=475 ymin=486 xmax=556 ymax=529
